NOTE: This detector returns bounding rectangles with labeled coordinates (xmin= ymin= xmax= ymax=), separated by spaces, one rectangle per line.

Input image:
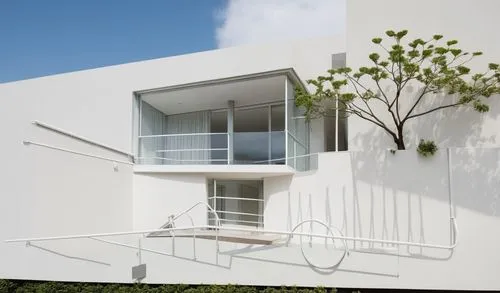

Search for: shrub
xmin=0 ymin=280 xmax=349 ymax=293
xmin=417 ymin=139 xmax=438 ymax=157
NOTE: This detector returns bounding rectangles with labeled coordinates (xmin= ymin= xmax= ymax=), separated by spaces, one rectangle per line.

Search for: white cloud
xmin=215 ymin=0 xmax=345 ymax=48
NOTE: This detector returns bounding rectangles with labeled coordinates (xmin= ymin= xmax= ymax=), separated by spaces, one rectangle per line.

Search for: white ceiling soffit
xmin=138 ymin=69 xmax=303 ymax=115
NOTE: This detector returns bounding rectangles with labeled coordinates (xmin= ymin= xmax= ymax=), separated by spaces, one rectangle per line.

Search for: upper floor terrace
xmin=133 ymin=69 xmax=318 ymax=173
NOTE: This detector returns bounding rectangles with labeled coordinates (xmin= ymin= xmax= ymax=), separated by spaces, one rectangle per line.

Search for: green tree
xmin=296 ymin=29 xmax=500 ymax=150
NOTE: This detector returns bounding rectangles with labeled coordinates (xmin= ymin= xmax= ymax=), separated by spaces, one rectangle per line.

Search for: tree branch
xmin=349 ymin=109 xmax=399 ymax=141
xmin=402 ymin=84 xmax=431 ymax=122
xmin=406 ymin=101 xmax=464 ymax=120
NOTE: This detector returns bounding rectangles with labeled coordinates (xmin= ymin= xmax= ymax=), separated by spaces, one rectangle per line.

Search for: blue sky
xmin=0 ymin=0 xmax=225 ymax=83
xmin=0 ymin=0 xmax=344 ymax=83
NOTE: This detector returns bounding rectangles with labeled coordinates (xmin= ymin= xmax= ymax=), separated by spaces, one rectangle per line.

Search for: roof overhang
xmin=136 ymin=68 xmax=308 ymax=115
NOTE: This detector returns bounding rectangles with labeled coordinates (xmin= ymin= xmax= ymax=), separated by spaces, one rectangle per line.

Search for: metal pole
xmin=227 ymin=100 xmax=234 ymax=164
xmin=447 ymin=148 xmax=456 ymax=244
xmin=293 ymin=141 xmax=297 ymax=169
xmin=213 ymin=179 xmax=217 ymax=223
xmin=335 ymin=98 xmax=339 ymax=152
xmin=138 ymin=238 xmax=142 ymax=265
xmin=268 ymin=104 xmax=272 ymax=164
xmin=284 ymin=77 xmax=289 ymax=166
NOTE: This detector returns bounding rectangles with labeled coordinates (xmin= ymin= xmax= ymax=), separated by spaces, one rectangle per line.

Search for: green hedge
xmin=0 ymin=280 xmax=358 ymax=293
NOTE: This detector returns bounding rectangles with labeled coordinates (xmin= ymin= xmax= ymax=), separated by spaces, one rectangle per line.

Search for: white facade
xmin=1 ymin=1 xmax=500 ymax=290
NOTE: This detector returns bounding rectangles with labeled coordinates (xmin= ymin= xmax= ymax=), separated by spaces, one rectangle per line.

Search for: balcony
xmin=137 ymin=131 xmax=317 ymax=171
xmin=133 ymin=69 xmax=317 ymax=173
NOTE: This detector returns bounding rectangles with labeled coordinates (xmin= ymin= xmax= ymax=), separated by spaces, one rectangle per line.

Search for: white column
xmin=284 ymin=78 xmax=289 ymax=166
xmin=268 ymin=104 xmax=272 ymax=164
xmin=335 ymin=98 xmax=339 ymax=152
xmin=227 ymin=100 xmax=235 ymax=164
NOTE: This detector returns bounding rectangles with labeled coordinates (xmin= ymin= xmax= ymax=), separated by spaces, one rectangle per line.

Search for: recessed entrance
xmin=207 ymin=179 xmax=264 ymax=228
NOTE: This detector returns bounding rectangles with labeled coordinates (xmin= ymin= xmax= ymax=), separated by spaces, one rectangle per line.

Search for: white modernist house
xmin=1 ymin=0 xmax=500 ymax=291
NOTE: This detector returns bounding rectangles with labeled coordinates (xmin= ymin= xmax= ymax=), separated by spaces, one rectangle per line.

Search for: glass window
xmin=210 ymin=111 xmax=228 ymax=164
xmin=271 ymin=104 xmax=285 ymax=131
xmin=234 ymin=107 xmax=269 ymax=164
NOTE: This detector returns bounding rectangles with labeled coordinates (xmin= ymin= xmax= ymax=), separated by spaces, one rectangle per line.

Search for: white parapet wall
xmin=3 ymin=147 xmax=499 ymax=290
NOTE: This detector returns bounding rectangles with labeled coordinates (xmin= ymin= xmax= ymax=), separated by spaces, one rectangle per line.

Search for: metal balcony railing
xmin=137 ymin=131 xmax=317 ymax=171
xmin=207 ymin=195 xmax=264 ymax=227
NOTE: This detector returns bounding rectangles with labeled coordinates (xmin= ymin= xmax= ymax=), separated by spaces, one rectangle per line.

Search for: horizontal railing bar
xmin=251 ymin=157 xmax=286 ymax=164
xmin=215 ymin=210 xmax=263 ymax=217
xmin=139 ymin=131 xmax=289 ymax=139
xmin=5 ymin=220 xmax=458 ymax=250
xmin=156 ymin=148 xmax=228 ymax=153
xmin=208 ymin=196 xmax=264 ymax=202
xmin=139 ymin=133 xmax=227 ymax=138
xmin=208 ymin=218 xmax=263 ymax=225
xmin=289 ymin=153 xmax=319 ymax=159
xmin=32 ymin=121 xmax=134 ymax=158
xmin=138 ymin=155 xmax=315 ymax=163
xmin=137 ymin=157 xmax=227 ymax=162
xmin=23 ymin=141 xmax=133 ymax=165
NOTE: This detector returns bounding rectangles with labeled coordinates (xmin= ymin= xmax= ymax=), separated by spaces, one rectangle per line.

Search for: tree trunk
xmin=395 ymin=138 xmax=406 ymax=150
xmin=395 ymin=126 xmax=406 ymax=150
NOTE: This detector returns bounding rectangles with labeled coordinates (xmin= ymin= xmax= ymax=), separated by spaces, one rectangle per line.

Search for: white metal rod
xmin=139 ymin=154 xmax=315 ymax=163
xmin=287 ymin=132 xmax=307 ymax=148
xmin=207 ymin=196 xmax=264 ymax=202
xmin=6 ymin=219 xmax=457 ymax=250
xmin=138 ymin=238 xmax=142 ymax=265
xmin=227 ymin=100 xmax=234 ymax=165
xmin=137 ymin=157 xmax=227 ymax=162
xmin=226 ymin=133 xmax=230 ymax=165
xmin=293 ymin=142 xmax=297 ymax=168
xmin=207 ymin=218 xmax=263 ymax=225
xmin=213 ymin=180 xmax=217 ymax=225
xmin=33 ymin=121 xmax=134 ymax=158
xmin=268 ymin=104 xmax=272 ymax=164
xmin=156 ymin=148 xmax=228 ymax=153
xmin=447 ymin=148 xmax=455 ymax=218
xmin=284 ymin=78 xmax=289 ymax=166
xmin=215 ymin=210 xmax=262 ymax=217
xmin=90 ymin=237 xmax=171 ymax=257
xmin=138 ymin=132 xmax=227 ymax=138
xmin=335 ymin=99 xmax=339 ymax=152
xmin=251 ymin=157 xmax=286 ymax=164
xmin=23 ymin=141 xmax=133 ymax=165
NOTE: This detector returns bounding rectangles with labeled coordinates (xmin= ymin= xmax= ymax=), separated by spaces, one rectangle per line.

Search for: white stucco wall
xmin=346 ymin=0 xmax=500 ymax=151
xmin=264 ymin=149 xmax=500 ymax=290
xmin=133 ymin=173 xmax=208 ymax=230
xmin=3 ymin=146 xmax=498 ymax=290
xmin=0 ymin=36 xmax=343 ymax=281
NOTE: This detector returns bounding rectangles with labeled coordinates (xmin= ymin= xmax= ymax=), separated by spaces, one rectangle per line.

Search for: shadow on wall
xmin=451 ymin=147 xmax=500 ymax=217
xmin=348 ymin=145 xmax=500 ymax=219
xmin=408 ymin=91 xmax=499 ymax=147
xmin=346 ymin=87 xmax=500 ymax=218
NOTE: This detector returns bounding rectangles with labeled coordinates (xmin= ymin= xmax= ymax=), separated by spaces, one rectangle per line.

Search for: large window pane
xmin=271 ymin=104 xmax=285 ymax=131
xmin=211 ymin=111 xmax=228 ymax=164
xmin=234 ymin=107 xmax=269 ymax=164
xmin=234 ymin=107 xmax=268 ymax=132
xmin=271 ymin=104 xmax=286 ymax=164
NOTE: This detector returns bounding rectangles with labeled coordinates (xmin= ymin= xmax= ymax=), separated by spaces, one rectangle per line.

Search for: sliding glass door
xmin=208 ymin=179 xmax=264 ymax=227
xmin=233 ymin=104 xmax=285 ymax=165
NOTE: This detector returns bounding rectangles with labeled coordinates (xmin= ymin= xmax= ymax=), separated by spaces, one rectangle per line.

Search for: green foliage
xmin=0 ymin=280 xmax=352 ymax=293
xmin=295 ymin=29 xmax=500 ymax=150
xmin=417 ymin=139 xmax=438 ymax=157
